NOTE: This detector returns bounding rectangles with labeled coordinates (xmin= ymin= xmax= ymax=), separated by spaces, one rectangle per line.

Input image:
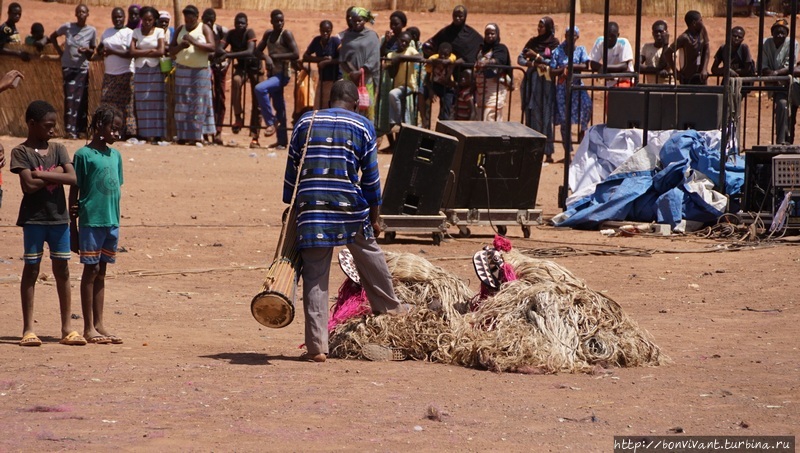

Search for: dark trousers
xmin=232 ymin=67 xmax=264 ymax=137
xmin=62 ymin=67 xmax=89 ymax=136
xmin=431 ymin=82 xmax=455 ymax=121
xmin=212 ymin=63 xmax=229 ymax=133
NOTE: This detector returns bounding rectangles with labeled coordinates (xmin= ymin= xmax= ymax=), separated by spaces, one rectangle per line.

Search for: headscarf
xmin=424 ymin=8 xmax=483 ymax=63
xmin=523 ymin=16 xmax=560 ymax=54
xmin=352 ymin=7 xmax=376 ymax=25
xmin=478 ymin=23 xmax=510 ymax=77
xmin=481 ymin=22 xmax=505 ymax=52
xmin=485 ymin=23 xmax=500 ymax=43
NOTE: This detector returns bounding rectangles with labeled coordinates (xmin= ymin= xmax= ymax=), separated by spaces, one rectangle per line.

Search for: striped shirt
xmin=283 ymin=108 xmax=382 ymax=249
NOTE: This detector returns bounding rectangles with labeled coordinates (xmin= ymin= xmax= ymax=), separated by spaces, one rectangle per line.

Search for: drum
xmin=251 ymin=112 xmax=316 ymax=329
xmin=251 ymin=268 xmax=295 ymax=329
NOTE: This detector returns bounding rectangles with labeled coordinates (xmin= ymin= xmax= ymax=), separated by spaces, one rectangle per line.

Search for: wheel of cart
xmin=383 ymin=231 xmax=397 ymax=243
xmin=521 ymin=225 xmax=531 ymax=238
xmin=431 ymin=232 xmax=444 ymax=245
xmin=496 ymin=225 xmax=507 ymax=236
xmin=458 ymin=226 xmax=471 ymax=237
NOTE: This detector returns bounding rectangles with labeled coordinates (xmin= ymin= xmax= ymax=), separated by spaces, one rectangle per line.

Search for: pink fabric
xmin=501 ymin=262 xmax=517 ymax=282
xmin=493 ymin=234 xmax=512 ymax=252
xmin=328 ymin=279 xmax=371 ymax=332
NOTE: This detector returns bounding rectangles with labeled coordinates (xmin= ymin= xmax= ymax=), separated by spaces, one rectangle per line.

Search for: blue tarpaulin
xmin=552 ymin=129 xmax=745 ymax=229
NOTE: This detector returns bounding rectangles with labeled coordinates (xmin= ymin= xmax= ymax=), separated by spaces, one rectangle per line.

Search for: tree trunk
xmin=173 ymin=0 xmax=182 ymax=29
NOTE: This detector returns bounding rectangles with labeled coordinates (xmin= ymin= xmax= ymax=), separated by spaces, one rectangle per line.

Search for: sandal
xmin=362 ymin=343 xmax=406 ymax=361
xmin=299 ymin=352 xmax=327 ymax=362
xmin=264 ymin=125 xmax=276 ymax=137
xmin=60 ymin=331 xmax=87 ymax=346
xmin=249 ymin=139 xmax=261 ymax=149
xmin=105 ymin=335 xmax=124 ymax=344
xmin=87 ymin=335 xmax=112 ymax=344
xmin=19 ymin=332 xmax=42 ymax=347
xmin=232 ymin=120 xmax=243 ymax=134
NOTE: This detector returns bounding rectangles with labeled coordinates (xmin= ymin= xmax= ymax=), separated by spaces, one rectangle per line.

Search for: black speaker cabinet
xmin=381 ymin=125 xmax=459 ymax=215
xmin=607 ymin=91 xmax=722 ymax=131
xmin=435 ymin=121 xmax=546 ymax=209
xmin=674 ymin=92 xmax=723 ymax=131
xmin=606 ymin=91 xmax=665 ymax=129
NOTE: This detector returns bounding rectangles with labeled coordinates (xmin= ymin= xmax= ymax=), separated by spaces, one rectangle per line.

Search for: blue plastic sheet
xmin=553 ymin=130 xmax=745 ymax=229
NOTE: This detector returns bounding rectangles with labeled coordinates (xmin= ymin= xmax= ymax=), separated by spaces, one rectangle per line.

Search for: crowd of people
xmin=2 ymin=3 xmax=799 ymax=155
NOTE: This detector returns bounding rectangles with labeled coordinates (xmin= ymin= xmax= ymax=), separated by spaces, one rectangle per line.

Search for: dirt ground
xmin=0 ymin=3 xmax=798 ymax=451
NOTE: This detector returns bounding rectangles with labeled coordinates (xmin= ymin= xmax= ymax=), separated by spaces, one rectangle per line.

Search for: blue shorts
xmin=79 ymin=226 xmax=120 ymax=265
xmin=22 ymin=224 xmax=71 ymax=264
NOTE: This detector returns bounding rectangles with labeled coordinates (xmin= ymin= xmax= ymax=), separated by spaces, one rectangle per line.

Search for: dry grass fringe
xmin=329 ymin=251 xmax=665 ymax=373
xmin=384 ymin=252 xmax=473 ymax=323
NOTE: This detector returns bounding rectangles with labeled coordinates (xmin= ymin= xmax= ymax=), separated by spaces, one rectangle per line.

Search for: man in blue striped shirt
xmin=284 ymin=80 xmax=406 ymax=363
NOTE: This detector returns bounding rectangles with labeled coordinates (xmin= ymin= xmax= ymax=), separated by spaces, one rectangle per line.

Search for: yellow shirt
xmin=176 ymin=24 xmax=209 ymax=68
xmin=387 ymin=46 xmax=419 ymax=91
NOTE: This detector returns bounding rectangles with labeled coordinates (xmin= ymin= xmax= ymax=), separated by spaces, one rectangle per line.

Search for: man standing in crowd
xmin=203 ymin=8 xmax=228 ymax=145
xmin=0 ymin=3 xmax=31 ymax=61
xmin=667 ymin=10 xmax=709 ymax=85
xmin=589 ymin=21 xmax=634 ymax=87
xmin=762 ymin=18 xmax=800 ymax=144
xmin=640 ymin=20 xmax=671 ymax=84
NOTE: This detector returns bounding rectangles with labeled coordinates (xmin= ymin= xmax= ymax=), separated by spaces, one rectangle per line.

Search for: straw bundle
xmin=0 ymin=44 xmax=103 ymax=137
xmin=384 ymin=251 xmax=473 ymax=321
xmin=329 ymin=251 xmax=665 ymax=373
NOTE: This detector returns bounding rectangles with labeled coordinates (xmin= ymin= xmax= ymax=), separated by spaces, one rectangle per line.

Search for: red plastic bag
xmin=357 ymin=69 xmax=370 ymax=110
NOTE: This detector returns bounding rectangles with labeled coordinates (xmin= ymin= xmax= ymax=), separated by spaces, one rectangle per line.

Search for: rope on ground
xmin=125 ymin=264 xmax=267 ymax=278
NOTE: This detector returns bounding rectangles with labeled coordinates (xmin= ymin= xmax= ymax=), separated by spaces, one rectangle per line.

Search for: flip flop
xmin=232 ymin=120 xmax=243 ymax=134
xmin=87 ymin=335 xmax=112 ymax=345
xmin=106 ymin=335 xmax=124 ymax=345
xmin=19 ymin=332 xmax=42 ymax=347
xmin=59 ymin=331 xmax=87 ymax=346
xmin=264 ymin=125 xmax=276 ymax=137
xmin=299 ymin=352 xmax=327 ymax=362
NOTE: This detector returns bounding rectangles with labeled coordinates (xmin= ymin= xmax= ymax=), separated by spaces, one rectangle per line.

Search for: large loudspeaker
xmin=435 ymin=121 xmax=546 ymax=209
xmin=607 ymin=91 xmax=722 ymax=131
xmin=606 ymin=91 xmax=665 ymax=129
xmin=381 ymin=125 xmax=459 ymax=215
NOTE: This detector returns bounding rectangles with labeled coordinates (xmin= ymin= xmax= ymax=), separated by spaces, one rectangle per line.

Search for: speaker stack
xmin=435 ymin=121 xmax=545 ymax=209
xmin=607 ymin=91 xmax=723 ymax=131
xmin=381 ymin=125 xmax=459 ymax=216
xmin=380 ymin=121 xmax=546 ymax=243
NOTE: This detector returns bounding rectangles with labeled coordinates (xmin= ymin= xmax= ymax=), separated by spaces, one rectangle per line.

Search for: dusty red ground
xmin=0 ymin=2 xmax=798 ymax=451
